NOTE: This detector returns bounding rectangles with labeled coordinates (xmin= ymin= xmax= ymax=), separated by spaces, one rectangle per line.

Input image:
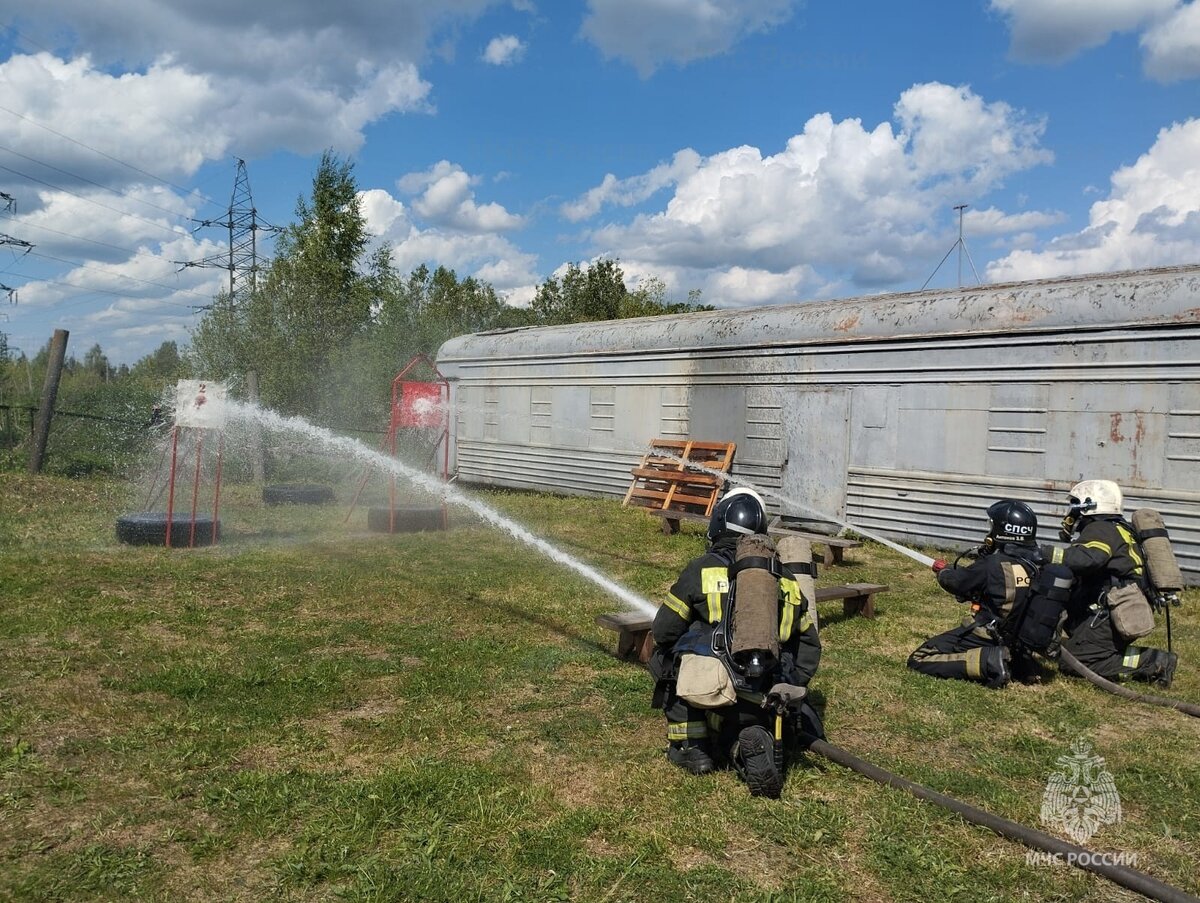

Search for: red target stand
xmin=164 ymin=380 xmax=227 ymax=548
xmin=346 ymin=355 xmax=451 ymax=533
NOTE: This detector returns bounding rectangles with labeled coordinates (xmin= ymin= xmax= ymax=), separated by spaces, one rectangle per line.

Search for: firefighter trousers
xmin=908 ymin=619 xmax=1010 ymax=686
xmin=1061 ymin=608 xmax=1172 ymax=682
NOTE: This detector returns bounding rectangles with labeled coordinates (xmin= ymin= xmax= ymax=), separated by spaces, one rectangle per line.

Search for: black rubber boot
xmin=1155 ymin=652 xmax=1179 ymax=689
xmin=667 ymin=741 xmax=715 ymax=775
xmin=732 ymin=726 xmax=783 ymax=798
xmin=983 ymin=647 xmax=1011 ymax=689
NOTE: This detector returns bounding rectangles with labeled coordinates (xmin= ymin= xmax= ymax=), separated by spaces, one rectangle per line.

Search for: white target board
xmin=175 ymin=380 xmax=228 ymax=429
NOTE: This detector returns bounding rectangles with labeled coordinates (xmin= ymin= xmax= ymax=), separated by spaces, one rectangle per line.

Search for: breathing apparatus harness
xmin=947 ymin=541 xmax=1070 ymax=659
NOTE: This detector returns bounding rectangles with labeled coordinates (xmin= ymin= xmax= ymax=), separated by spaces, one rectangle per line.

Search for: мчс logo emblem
xmin=1040 ymin=738 xmax=1122 ymax=843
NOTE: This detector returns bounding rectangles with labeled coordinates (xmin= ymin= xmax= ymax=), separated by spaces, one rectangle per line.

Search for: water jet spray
xmin=225 ymin=401 xmax=658 ymax=618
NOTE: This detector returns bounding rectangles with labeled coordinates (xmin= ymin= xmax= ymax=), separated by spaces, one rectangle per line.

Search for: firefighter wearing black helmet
xmin=908 ymin=500 xmax=1046 ymax=688
xmin=648 ymin=488 xmax=822 ymax=792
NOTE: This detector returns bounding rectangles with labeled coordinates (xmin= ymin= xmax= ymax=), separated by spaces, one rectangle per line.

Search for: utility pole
xmin=922 ymin=203 xmax=981 ymax=291
xmin=177 ymin=159 xmax=281 ymax=306
xmin=28 ymin=328 xmax=68 ymax=474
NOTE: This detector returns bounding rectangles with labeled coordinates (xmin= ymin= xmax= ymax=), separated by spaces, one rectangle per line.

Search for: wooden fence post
xmin=28 ymin=329 xmax=69 ymax=474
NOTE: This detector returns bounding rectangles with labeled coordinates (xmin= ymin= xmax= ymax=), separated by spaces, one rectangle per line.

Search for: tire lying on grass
xmin=367 ymin=506 xmax=446 ymax=533
xmin=262 ymin=483 xmax=336 ymax=506
xmin=116 ymin=513 xmax=219 ymax=547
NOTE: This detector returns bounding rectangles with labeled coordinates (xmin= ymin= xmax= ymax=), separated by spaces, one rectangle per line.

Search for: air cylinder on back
xmin=776 ymin=535 xmax=817 ymax=617
xmin=730 ymin=534 xmax=780 ymax=677
xmin=1131 ymin=509 xmax=1184 ymax=594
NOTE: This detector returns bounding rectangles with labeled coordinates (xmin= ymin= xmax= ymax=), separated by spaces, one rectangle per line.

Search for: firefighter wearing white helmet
xmin=1048 ymin=479 xmax=1177 ymax=687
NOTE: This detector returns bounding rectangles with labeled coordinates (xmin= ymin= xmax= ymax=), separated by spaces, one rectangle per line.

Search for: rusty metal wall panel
xmin=846 ymin=467 xmax=1200 ymax=577
xmin=437 ymin=266 xmax=1200 ymax=583
xmin=781 ymin=389 xmax=850 ymax=522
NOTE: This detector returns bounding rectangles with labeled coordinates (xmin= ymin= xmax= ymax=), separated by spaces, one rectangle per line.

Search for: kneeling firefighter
xmin=649 ymin=488 xmax=822 ymax=798
xmin=1049 ymin=480 xmax=1179 ymax=687
xmin=908 ymin=500 xmax=1073 ymax=688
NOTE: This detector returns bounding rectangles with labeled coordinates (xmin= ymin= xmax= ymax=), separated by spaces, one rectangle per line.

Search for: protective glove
xmin=931 ymin=558 xmax=947 ymax=573
xmin=764 ymin=683 xmax=807 ymax=711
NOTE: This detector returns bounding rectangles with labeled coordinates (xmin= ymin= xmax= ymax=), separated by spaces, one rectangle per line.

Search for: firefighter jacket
xmin=651 ymin=535 xmax=821 ymax=687
xmin=1051 ymin=515 xmax=1146 ymax=615
xmin=936 ymin=543 xmax=1043 ymax=625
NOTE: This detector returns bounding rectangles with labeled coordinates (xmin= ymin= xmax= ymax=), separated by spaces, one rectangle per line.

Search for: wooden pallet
xmin=623 ymin=439 xmax=736 ymax=527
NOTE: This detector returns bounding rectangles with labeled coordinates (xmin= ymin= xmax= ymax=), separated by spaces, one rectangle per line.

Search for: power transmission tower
xmin=0 ymin=192 xmax=24 ymax=305
xmin=0 ymin=229 xmax=33 ymax=305
xmin=177 ymin=159 xmax=282 ymax=306
xmin=922 ymin=203 xmax=981 ymax=290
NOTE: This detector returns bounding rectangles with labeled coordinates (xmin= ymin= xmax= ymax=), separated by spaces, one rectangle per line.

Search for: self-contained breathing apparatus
xmin=674 ymin=532 xmax=816 ymax=714
xmin=1130 ymin=508 xmax=1185 ymax=652
xmin=949 ymin=541 xmax=1072 ymax=660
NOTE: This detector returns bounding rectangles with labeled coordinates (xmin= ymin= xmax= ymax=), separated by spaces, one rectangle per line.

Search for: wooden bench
xmin=815 ymin=583 xmax=887 ymax=619
xmin=596 ymin=583 xmax=889 ymax=663
xmin=768 ymin=517 xmax=862 ymax=566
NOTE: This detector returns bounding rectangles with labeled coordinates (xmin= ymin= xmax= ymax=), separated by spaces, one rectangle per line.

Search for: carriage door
xmin=780 ymin=388 xmax=851 ymax=525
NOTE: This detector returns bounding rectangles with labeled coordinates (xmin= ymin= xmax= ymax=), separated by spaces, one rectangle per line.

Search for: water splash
xmin=224 ymin=400 xmax=659 ymax=617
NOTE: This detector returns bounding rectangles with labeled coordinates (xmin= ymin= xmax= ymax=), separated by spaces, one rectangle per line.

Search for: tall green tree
xmin=191 ymin=151 xmax=374 ymax=417
xmin=531 ymin=258 xmax=709 ymax=325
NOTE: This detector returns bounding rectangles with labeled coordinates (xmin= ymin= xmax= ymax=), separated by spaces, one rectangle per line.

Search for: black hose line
xmin=805 ymin=737 xmax=1199 ymax=903
xmin=1058 ymin=649 xmax=1200 ymax=718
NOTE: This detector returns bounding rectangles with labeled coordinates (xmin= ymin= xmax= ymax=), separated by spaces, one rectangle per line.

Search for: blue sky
xmin=0 ymin=0 xmax=1197 ymax=364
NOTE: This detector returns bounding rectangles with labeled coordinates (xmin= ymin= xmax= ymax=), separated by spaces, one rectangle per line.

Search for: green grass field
xmin=1 ymin=472 xmax=1197 ymax=902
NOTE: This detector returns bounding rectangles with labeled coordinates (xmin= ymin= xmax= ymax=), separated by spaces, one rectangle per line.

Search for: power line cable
xmin=0 ymin=93 xmax=222 ymax=213
xmin=14 ymin=219 xmax=173 ymax=259
xmin=4 ymin=268 xmax=213 ymax=310
xmin=5 ymin=283 xmax=199 ymax=317
xmin=24 ymin=250 xmax=219 ymax=303
xmin=0 ymin=163 xmax=184 ymax=239
xmin=8 ymin=262 xmax=218 ymax=312
xmin=0 ymin=143 xmax=198 ymax=221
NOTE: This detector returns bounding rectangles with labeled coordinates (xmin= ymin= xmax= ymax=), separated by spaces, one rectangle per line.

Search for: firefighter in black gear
xmin=1048 ymin=480 xmax=1177 ymax=687
xmin=908 ymin=500 xmax=1045 ymax=688
xmin=649 ymin=488 xmax=821 ymax=794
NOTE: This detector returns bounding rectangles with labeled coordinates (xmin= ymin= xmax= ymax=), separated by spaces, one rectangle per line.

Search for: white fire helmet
xmin=1068 ymin=480 xmax=1123 ymax=517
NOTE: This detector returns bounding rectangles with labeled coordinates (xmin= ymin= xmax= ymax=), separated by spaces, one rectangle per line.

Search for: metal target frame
xmin=346 ymin=355 xmax=451 ymax=531
xmin=159 ymin=380 xmax=226 ymax=548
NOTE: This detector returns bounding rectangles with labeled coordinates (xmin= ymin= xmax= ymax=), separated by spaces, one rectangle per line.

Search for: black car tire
xmin=366 ymin=506 xmax=446 ymax=533
xmin=116 ymin=513 xmax=218 ymax=547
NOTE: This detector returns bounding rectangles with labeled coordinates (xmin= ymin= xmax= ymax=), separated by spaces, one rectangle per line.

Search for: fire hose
xmin=1058 ymin=648 xmax=1200 ymax=718
xmin=802 ymin=735 xmax=1199 ymax=903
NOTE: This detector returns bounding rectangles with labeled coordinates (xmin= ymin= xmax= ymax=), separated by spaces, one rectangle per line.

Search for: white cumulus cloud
xmin=561 ymin=150 xmax=702 ymax=221
xmin=987 ymin=118 xmax=1200 ymax=282
xmin=990 ymin=0 xmax=1200 ymax=81
xmin=398 ymin=161 xmax=524 ymax=233
xmin=575 ymin=82 xmax=1055 ymax=302
xmin=1141 ymin=2 xmax=1200 ymax=81
xmin=581 ymin=0 xmax=797 ymax=76
xmin=482 ymin=34 xmax=526 ymax=65
xmin=360 ymin=175 xmax=539 ymax=303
